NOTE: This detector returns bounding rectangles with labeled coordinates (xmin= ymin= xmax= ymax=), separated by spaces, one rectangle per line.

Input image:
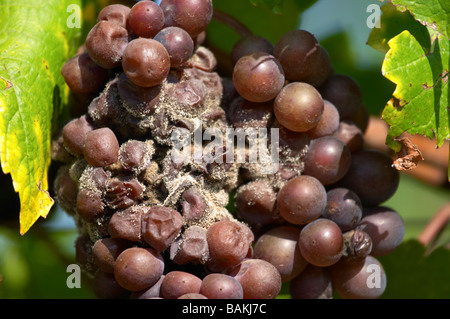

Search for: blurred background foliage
xmin=0 ymin=0 xmax=449 ymax=298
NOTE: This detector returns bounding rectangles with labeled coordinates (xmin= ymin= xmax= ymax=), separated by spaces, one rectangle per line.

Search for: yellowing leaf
xmin=0 ymin=0 xmax=83 ymax=234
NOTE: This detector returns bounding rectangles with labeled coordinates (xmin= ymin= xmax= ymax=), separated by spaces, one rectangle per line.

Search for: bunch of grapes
xmin=52 ymin=0 xmax=404 ymax=299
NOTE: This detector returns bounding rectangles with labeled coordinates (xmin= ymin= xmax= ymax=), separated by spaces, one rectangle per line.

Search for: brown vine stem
xmin=417 ymin=202 xmax=450 ymax=253
xmin=212 ymin=9 xmax=253 ymax=38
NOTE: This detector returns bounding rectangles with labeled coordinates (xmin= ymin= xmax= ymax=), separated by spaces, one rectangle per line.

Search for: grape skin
xmin=277 ymin=175 xmax=327 ymax=225
xmin=323 ymin=187 xmax=362 ymax=232
xmin=359 ymin=206 xmax=405 ymax=256
xmin=331 ymin=256 xmax=387 ymax=299
xmin=83 ymin=127 xmax=120 ymax=167
xmin=274 ymin=29 xmax=321 ymax=81
xmin=199 ymin=273 xmax=244 ymax=299
xmin=332 ymin=120 xmax=364 ymax=153
xmin=318 ymin=74 xmax=363 ymax=120
xmin=160 ymin=0 xmax=213 ymax=37
xmin=61 ymin=52 xmax=109 ymax=95
xmin=130 ymin=275 xmax=165 ymax=299
xmin=94 ymin=270 xmax=130 ymax=299
xmin=274 ymin=82 xmax=324 ymax=132
xmin=303 ymin=136 xmax=352 ymax=185
xmin=62 ymin=115 xmax=95 ymax=156
xmin=227 ymin=96 xmax=274 ymax=129
xmin=206 ymin=220 xmax=254 ymax=272
xmin=86 ymin=20 xmax=129 ymax=69
xmin=181 ymin=188 xmax=208 ymax=221
xmin=114 ymin=247 xmax=165 ymax=292
xmin=154 ymin=27 xmax=194 ymax=67
xmin=337 ymin=149 xmax=400 ymax=206
xmin=307 ymin=100 xmax=340 ymax=139
xmin=228 ymin=258 xmax=282 ymax=299
xmin=254 ymin=225 xmax=307 ymax=282
xmin=55 ymin=0 xmax=405 ymax=301
xmin=303 ymin=46 xmax=334 ymax=88
xmin=231 ymin=34 xmax=274 ymax=65
xmin=290 ymin=264 xmax=333 ymax=299
xmin=122 ymin=38 xmax=171 ymax=88
xmin=233 ymin=52 xmax=285 ymax=103
xmin=97 ymin=4 xmax=130 ymax=28
xmin=117 ymin=73 xmax=162 ymax=117
xmin=141 ymin=206 xmax=183 ymax=252
xmin=128 ymin=1 xmax=165 ymax=38
xmin=76 ymin=188 xmax=104 ymax=221
xmin=235 ymin=180 xmax=277 ymax=227
xmin=160 ymin=271 xmax=202 ymax=299
xmin=92 ymin=238 xmax=131 ymax=274
xmin=298 ymin=218 xmax=344 ymax=267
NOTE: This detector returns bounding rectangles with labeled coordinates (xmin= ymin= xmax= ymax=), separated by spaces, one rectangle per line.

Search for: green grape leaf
xmin=380 ymin=30 xmax=449 ymax=151
xmin=0 ymin=0 xmax=84 ymax=234
xmin=391 ymin=0 xmax=450 ymax=39
xmin=367 ymin=2 xmax=431 ymax=53
xmin=378 ymin=240 xmax=450 ymax=298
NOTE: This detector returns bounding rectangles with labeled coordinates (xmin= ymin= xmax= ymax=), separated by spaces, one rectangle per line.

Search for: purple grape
xmin=298 ymin=218 xmax=344 ymax=267
xmin=233 ymin=52 xmax=285 ymax=103
xmin=277 ymin=175 xmax=327 ymax=225
xmin=199 ymin=273 xmax=244 ymax=299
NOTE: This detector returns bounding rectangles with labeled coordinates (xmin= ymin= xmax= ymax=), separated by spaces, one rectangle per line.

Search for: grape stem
xmin=212 ymin=9 xmax=253 ymax=38
xmin=417 ymin=202 xmax=450 ymax=252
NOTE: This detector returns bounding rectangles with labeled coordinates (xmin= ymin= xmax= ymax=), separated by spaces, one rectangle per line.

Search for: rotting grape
xmin=235 ymin=179 xmax=278 ymax=228
xmin=141 ymin=205 xmax=183 ymax=252
xmin=61 ymin=52 xmax=109 ymax=95
xmin=83 ymin=127 xmax=120 ymax=167
xmin=53 ymin=0 xmax=403 ymax=301
xmin=85 ymin=20 xmax=129 ymax=69
xmin=62 ymin=115 xmax=96 ymax=156
xmin=97 ymin=4 xmax=131 ymax=29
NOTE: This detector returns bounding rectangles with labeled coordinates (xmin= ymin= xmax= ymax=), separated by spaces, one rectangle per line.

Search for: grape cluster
xmin=53 ymin=0 xmax=404 ymax=300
